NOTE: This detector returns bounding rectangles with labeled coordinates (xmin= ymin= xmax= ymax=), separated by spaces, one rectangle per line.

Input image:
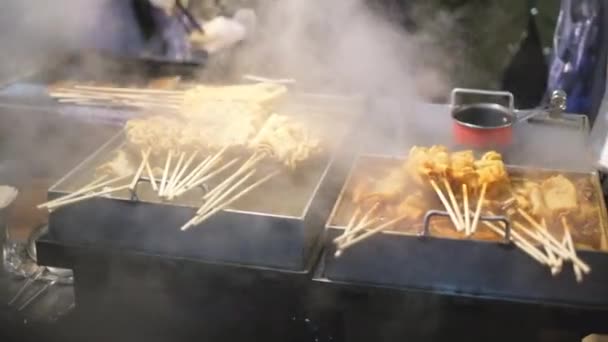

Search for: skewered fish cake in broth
xmin=541 ymin=175 xmax=577 ymax=212
xmin=249 ymin=114 xmax=321 ymax=170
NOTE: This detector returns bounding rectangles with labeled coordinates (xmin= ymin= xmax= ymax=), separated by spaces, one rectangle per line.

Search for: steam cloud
xmin=236 ymin=0 xmax=455 ymax=101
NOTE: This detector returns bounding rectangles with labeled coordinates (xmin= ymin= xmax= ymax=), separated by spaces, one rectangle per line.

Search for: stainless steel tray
xmin=45 ymin=97 xmax=364 ymax=271
xmin=318 ymin=154 xmax=608 ymax=309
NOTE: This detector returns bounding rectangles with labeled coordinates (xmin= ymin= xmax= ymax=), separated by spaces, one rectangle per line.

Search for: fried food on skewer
xmin=406 ymin=145 xmax=462 ymax=230
xmin=248 ymin=114 xmax=322 ymax=170
xmin=470 ymin=151 xmax=508 ymax=233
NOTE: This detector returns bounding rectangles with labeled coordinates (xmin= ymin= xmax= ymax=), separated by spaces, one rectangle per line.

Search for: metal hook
xmin=421 ymin=209 xmax=512 ymax=243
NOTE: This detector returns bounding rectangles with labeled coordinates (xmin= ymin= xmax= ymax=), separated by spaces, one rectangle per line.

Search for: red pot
xmin=450 ymin=89 xmax=515 ymax=148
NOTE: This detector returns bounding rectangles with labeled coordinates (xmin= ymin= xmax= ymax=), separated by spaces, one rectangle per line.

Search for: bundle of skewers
xmin=333 ymin=146 xmax=593 ymax=282
xmin=481 ymin=172 xmax=594 ymax=282
xmin=47 ymin=81 xmax=287 ymax=112
xmin=36 ymin=174 xmax=133 ymax=211
xmin=39 ymin=82 xmax=322 ymax=233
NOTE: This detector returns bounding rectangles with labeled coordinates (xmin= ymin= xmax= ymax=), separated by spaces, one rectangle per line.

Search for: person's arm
xmin=189 ymin=9 xmax=255 ymax=55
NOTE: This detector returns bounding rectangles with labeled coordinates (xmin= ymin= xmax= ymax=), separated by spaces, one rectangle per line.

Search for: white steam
xmin=236 ymin=0 xmax=454 ymax=100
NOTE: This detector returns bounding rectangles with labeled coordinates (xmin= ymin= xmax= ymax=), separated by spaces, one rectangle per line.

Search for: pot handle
xmin=450 ymin=88 xmax=515 ymax=112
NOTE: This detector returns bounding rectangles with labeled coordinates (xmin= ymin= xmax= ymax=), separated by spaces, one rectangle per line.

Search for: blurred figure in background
xmin=89 ymin=0 xmax=256 ymax=64
xmin=544 ymin=0 xmax=607 ymax=125
xmin=138 ymin=0 xmax=257 ymax=62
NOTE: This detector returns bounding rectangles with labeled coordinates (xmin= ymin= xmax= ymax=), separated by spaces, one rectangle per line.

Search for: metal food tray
xmin=317 ymin=154 xmax=608 ymax=309
xmin=44 ymin=99 xmax=364 ymax=271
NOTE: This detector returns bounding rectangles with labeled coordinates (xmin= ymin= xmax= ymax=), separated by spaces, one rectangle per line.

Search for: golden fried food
xmin=249 ymin=114 xmax=322 ymax=170
xmin=474 ymin=158 xmax=507 ymax=185
xmin=406 ymin=145 xmax=451 ymax=183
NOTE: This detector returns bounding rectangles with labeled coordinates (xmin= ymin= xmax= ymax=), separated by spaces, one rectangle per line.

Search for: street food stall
xmin=1 ymin=2 xmax=608 ymax=341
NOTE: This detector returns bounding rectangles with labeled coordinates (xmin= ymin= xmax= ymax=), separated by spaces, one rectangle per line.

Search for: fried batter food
xmin=249 ymin=114 xmax=322 ymax=170
xmin=126 ymin=116 xmax=183 ymax=152
xmin=406 ymin=145 xmax=450 ymax=184
xmin=450 ymin=150 xmax=477 ymax=188
xmin=474 ymin=151 xmax=508 ymax=185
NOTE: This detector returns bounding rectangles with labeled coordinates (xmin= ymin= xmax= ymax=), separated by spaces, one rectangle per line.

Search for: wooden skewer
xmin=514 ymin=220 xmax=589 ymax=274
xmin=172 ymin=155 xmax=213 ymax=195
xmin=175 ymin=158 xmax=240 ymax=197
xmin=485 ymin=211 xmax=554 ymax=266
xmin=129 ymin=150 xmax=150 ymax=191
xmin=177 ymin=147 xmax=228 ymax=192
xmin=167 ymin=151 xmax=199 ymax=199
xmin=334 ymin=207 xmax=362 ymax=245
xmin=334 ymin=214 xmax=410 ymax=257
xmin=73 ymin=85 xmax=184 ymax=95
xmin=554 ymin=236 xmax=565 ymax=273
xmin=470 ymin=183 xmax=488 ymax=233
xmin=184 ymin=148 xmax=228 ymax=189
xmin=443 ymin=178 xmax=464 ymax=231
xmin=518 ymin=208 xmax=590 ymax=274
xmin=37 ymin=175 xmax=108 ymax=209
xmin=334 ymin=217 xmax=381 ymax=245
xmin=429 ymin=179 xmax=461 ymax=231
xmin=54 ymin=95 xmax=182 ymax=110
xmin=52 ymin=91 xmax=183 ymax=105
xmin=202 ymin=153 xmax=264 ymax=202
xmin=334 ymin=203 xmax=380 ymax=244
xmin=47 ymin=185 xmax=130 ymax=209
xmin=56 ymin=87 xmax=184 ymax=100
xmin=182 ymin=171 xmax=279 ymax=230
xmin=463 ymin=184 xmax=470 ymax=235
xmin=159 ymin=150 xmax=173 ymax=196
xmin=540 ymin=218 xmax=559 ymax=271
xmin=144 ymin=151 xmax=158 ymax=191
xmin=201 ymin=152 xmax=264 ymax=201
xmin=514 ymin=221 xmax=570 ymax=261
xmin=38 ymin=175 xmax=127 ymax=209
xmin=165 ymin=152 xmax=186 ymax=197
xmin=562 ymin=217 xmax=584 ymax=282
xmin=481 ymin=220 xmax=551 ymax=266
xmin=342 ymin=207 xmax=362 ymax=239
xmin=197 ymin=168 xmax=257 ymax=215
xmin=344 ymin=203 xmax=380 ymax=244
